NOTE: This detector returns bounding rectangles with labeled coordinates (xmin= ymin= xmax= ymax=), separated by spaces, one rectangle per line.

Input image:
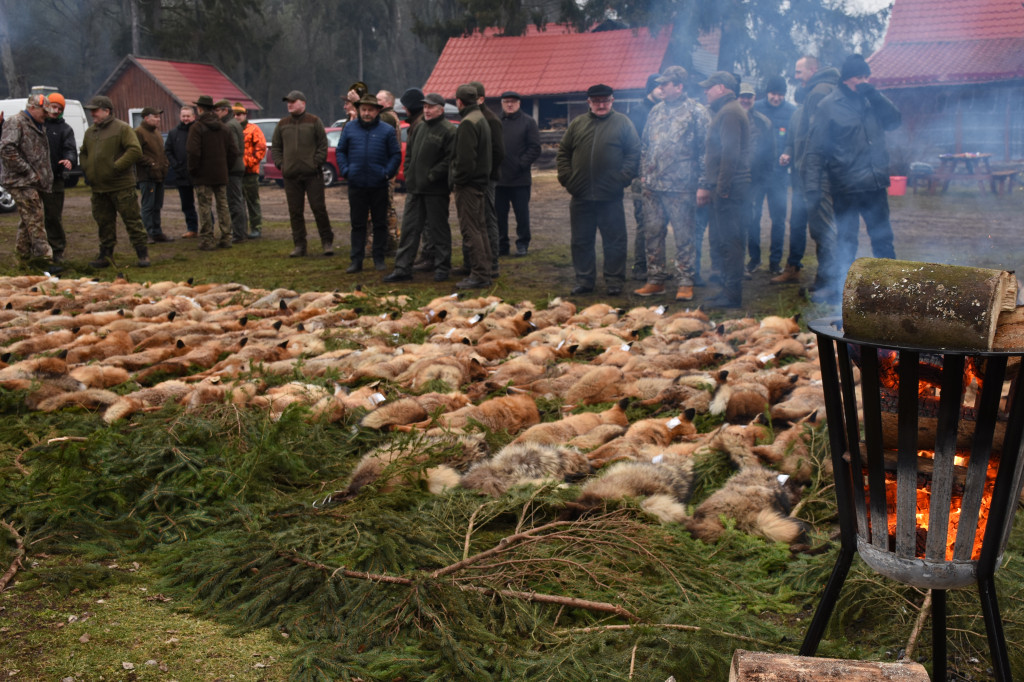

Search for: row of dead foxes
xmin=0 ymin=274 xmax=828 ymax=550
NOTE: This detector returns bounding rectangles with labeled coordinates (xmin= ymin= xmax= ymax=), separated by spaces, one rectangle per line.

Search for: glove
xmin=856 ymin=82 xmax=879 ymax=98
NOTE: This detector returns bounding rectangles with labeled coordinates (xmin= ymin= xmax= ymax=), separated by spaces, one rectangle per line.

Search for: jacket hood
xmin=710 ymin=91 xmax=738 ymax=113
xmin=807 ymin=67 xmax=840 ymax=90
xmin=198 ymin=112 xmax=224 ymax=130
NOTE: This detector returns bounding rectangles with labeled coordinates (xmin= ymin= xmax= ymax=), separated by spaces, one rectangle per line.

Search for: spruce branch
xmin=557 ymin=623 xmax=779 ymax=647
xmin=0 ymin=518 xmax=25 ymax=592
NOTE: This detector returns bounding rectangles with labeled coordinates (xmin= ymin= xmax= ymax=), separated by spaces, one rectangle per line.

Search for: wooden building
xmin=94 ymin=56 xmax=261 ymax=131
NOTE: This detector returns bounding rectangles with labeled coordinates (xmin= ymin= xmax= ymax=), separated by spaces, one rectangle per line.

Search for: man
xmin=337 ymin=93 xmax=401 ymax=273
xmin=165 ymin=105 xmax=199 ymax=238
xmin=383 ymin=92 xmax=456 ymax=283
xmin=781 ymin=55 xmax=840 ymax=302
xmin=215 ymin=99 xmax=247 ymax=243
xmin=754 ymin=76 xmax=802 ymax=283
xmin=271 ymin=90 xmax=333 ymax=257
xmin=134 ymin=106 xmax=172 ymax=244
xmin=737 ymin=83 xmax=774 ymax=276
xmin=186 ymin=95 xmax=237 ymax=251
xmin=41 ymin=92 xmax=78 ymax=263
xmin=234 ymin=103 xmax=266 ymax=238
xmin=469 ymin=81 xmax=504 ymax=278
xmin=697 ymin=72 xmax=751 ymax=308
xmin=79 ymin=95 xmax=150 ymax=268
xmin=495 ymin=91 xmax=540 ymax=258
xmin=627 ymin=74 xmax=663 ymax=280
xmin=556 ymin=83 xmax=640 ymax=297
xmin=451 ymin=83 xmax=493 ymax=289
xmin=804 ymin=54 xmax=901 ymax=298
xmin=633 ymin=66 xmax=709 ymax=302
xmin=376 ymin=89 xmax=402 ymax=249
xmin=0 ymin=94 xmax=58 ymax=271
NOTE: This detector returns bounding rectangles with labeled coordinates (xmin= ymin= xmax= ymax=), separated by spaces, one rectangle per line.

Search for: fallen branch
xmin=0 ymin=519 xmax=25 ymax=592
xmin=904 ymin=589 xmax=932 ymax=661
xmin=558 ymin=622 xmax=774 ymax=647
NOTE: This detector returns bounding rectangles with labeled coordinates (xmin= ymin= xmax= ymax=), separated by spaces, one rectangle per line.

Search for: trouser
xmin=283 ymin=174 xmax=333 ymax=248
xmin=386 ymin=178 xmax=399 ymax=245
xmin=709 ymin=183 xmax=750 ymax=302
xmin=394 ymin=192 xmax=450 ymax=274
xmin=176 ymin=185 xmax=199 ymax=233
xmin=495 ymin=184 xmax=531 ymax=253
xmin=10 ymin=187 xmax=53 ymax=259
xmin=569 ymin=196 xmax=627 ymax=288
xmin=642 ymin=188 xmax=697 ymax=286
xmin=139 ymin=180 xmax=165 ymax=237
xmin=40 ymin=178 xmax=66 ymax=257
xmin=242 ymin=174 xmax=262 ymax=232
xmin=454 ymin=184 xmax=492 ymax=281
xmin=632 ymin=196 xmax=647 ymax=274
xmin=758 ymin=171 xmax=790 ymax=268
xmin=833 ymin=188 xmax=895 ymax=286
xmin=91 ymin=187 xmax=148 ymax=253
xmin=349 ymin=184 xmax=389 ymax=262
xmin=694 ymin=203 xmax=709 ymax=280
xmin=227 ymin=174 xmax=246 ymax=239
xmin=485 ymin=180 xmax=499 ymax=274
xmin=195 ymin=184 xmax=231 ymax=247
xmin=805 ymin=182 xmax=838 ymax=292
xmin=785 ymin=179 xmax=808 ymax=269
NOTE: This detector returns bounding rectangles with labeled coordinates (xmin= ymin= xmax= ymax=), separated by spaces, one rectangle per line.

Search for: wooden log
xmin=729 ymin=650 xmax=930 ymax=681
xmin=842 ymin=258 xmax=1017 ymax=351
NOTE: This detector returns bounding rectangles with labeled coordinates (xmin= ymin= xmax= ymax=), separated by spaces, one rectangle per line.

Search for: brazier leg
xmin=799 ymin=546 xmax=855 ymax=655
xmin=932 ymin=588 xmax=946 ymax=682
xmin=979 ymin=576 xmax=1012 ymax=682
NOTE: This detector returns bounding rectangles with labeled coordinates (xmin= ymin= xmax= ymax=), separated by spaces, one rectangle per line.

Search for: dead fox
xmin=419 ymin=393 xmax=540 ymax=435
xmin=460 ymin=442 xmax=592 ymax=497
xmin=569 ymin=456 xmax=695 ymax=523
xmin=513 ymin=399 xmax=629 ymax=445
xmin=359 ymin=392 xmax=471 ymax=430
xmin=586 ymin=409 xmax=697 ymax=467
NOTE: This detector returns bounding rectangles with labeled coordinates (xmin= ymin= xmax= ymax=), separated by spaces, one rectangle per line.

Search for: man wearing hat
xmin=633 ymin=65 xmax=709 ymax=302
xmin=79 ymin=95 xmax=151 ymax=268
xmin=233 ymin=103 xmax=266 ymax=238
xmin=383 ymin=92 xmax=457 ymax=283
xmin=271 ymin=90 xmax=333 ymax=257
xmin=215 ymin=99 xmax=248 ymax=243
xmin=41 ymin=92 xmax=78 ymax=263
xmin=187 ymin=95 xmax=238 ymax=251
xmin=804 ymin=53 xmax=901 ymax=300
xmin=0 ymin=93 xmax=58 ymax=271
xmin=495 ymin=91 xmax=540 ymax=258
xmin=337 ymin=93 xmax=401 ymax=273
xmin=696 ymin=71 xmax=751 ymax=308
xmin=450 ymin=83 xmax=493 ymax=288
xmin=134 ymin=106 xmax=172 ymax=244
xmin=737 ymin=83 xmax=774 ymax=277
xmin=556 ymin=83 xmax=640 ymax=296
xmin=627 ymin=74 xmax=663 ymax=280
xmin=460 ymin=81 xmax=504 ymax=279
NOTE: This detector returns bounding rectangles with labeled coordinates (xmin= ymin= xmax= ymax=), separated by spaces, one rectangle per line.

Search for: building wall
xmin=102 ymin=65 xmax=182 ymax=132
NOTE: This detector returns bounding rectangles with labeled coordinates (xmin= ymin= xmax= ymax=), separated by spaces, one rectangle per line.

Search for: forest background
xmin=0 ymin=0 xmax=888 ymax=124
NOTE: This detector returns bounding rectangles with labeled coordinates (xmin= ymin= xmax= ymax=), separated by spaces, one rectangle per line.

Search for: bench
xmin=989 ymin=169 xmax=1019 ymax=195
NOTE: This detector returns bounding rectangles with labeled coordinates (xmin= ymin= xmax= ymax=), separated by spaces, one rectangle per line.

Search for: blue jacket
xmin=337 ymin=116 xmax=401 ymax=188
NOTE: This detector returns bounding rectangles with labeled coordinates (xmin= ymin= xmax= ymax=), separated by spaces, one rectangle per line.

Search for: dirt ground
xmin=3 ymin=170 xmax=1023 ymax=314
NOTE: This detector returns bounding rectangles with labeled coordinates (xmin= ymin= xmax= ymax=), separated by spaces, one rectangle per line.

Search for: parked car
xmin=263 ymin=121 xmax=409 ymax=188
xmin=250 ymin=118 xmax=279 ymax=183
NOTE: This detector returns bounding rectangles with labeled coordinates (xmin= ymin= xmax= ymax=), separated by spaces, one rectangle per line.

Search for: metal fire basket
xmin=801 ymin=318 xmax=1024 ymax=681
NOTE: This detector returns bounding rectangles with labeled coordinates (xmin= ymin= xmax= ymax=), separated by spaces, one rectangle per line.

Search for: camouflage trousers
xmin=92 ymin=188 xmax=148 ymax=252
xmin=195 ymin=184 xmax=232 ymax=248
xmin=642 ymin=188 xmax=697 ymax=286
xmin=10 ymin=187 xmax=54 ymax=260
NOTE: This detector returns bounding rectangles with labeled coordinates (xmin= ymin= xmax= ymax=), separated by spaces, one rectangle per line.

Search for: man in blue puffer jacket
xmin=337 ymin=94 xmax=401 ymax=273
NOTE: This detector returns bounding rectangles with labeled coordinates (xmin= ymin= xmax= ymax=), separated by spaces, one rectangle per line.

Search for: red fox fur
xmin=460 ymin=442 xmax=592 ymax=496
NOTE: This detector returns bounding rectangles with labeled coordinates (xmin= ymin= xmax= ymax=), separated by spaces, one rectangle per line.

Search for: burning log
xmin=842 ymin=258 xmax=1017 ymax=350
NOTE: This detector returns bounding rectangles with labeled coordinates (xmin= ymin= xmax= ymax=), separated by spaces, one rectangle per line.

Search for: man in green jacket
xmin=451 ymin=84 xmax=492 ymax=289
xmin=79 ymin=95 xmax=150 ymax=268
xmin=271 ymin=90 xmax=333 ymax=258
xmin=556 ymin=84 xmax=640 ymax=297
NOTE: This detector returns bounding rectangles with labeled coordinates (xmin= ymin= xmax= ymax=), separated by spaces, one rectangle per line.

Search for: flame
xmin=875 ymin=350 xmax=983 ymax=396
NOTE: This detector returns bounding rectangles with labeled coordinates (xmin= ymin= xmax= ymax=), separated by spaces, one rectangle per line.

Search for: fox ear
xmin=176 ymin=339 xmax=185 ymax=349
xmin=684 ymin=407 xmax=696 ymax=421
xmin=297 ymin=323 xmax=305 ymax=331
xmin=522 ymin=310 xmax=532 ymax=321
xmin=167 ymin=310 xmax=176 ymax=321
xmin=436 ymin=309 xmax=448 ymax=321
xmin=272 ymin=319 xmax=283 ymax=331
xmin=58 ymin=349 xmax=68 ymax=359
xmin=1 ymin=352 xmax=10 ymax=363
xmin=118 ymin=308 xmax=125 ymax=316
xmin=279 ymin=299 xmax=288 ymax=311
xmin=278 ymin=341 xmax=288 ymax=349
xmin=239 ymin=315 xmax=248 ymax=326
xmin=238 ymin=336 xmax=249 ymax=348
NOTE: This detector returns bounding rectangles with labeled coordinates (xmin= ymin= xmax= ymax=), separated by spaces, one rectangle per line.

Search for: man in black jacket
xmin=41 ymin=93 xmax=77 ymax=262
xmin=165 ymin=106 xmax=199 ymax=238
xmin=495 ymin=91 xmax=540 ymax=257
xmin=804 ymin=54 xmax=901 ymax=300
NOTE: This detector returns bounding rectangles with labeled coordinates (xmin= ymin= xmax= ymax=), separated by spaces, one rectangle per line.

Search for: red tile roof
xmin=868 ymin=0 xmax=1024 ymax=88
xmin=423 ymin=24 xmax=672 ymax=98
xmin=133 ymin=57 xmax=260 ymax=109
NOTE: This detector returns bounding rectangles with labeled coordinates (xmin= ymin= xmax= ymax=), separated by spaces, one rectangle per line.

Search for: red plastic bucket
xmin=888 ymin=176 xmax=907 ymax=196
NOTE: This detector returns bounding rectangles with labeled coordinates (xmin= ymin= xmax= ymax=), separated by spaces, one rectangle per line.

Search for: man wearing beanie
xmin=556 ymin=83 xmax=640 ymax=296
xmin=627 ymin=73 xmax=663 ymax=281
xmin=804 ymin=53 xmax=901 ymax=301
xmin=233 ymin=104 xmax=266 ymax=238
xmin=41 ymin=92 xmax=78 ymax=263
xmin=451 ymin=83 xmax=493 ymax=288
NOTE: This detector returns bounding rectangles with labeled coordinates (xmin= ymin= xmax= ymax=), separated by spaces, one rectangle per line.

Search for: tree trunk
xmin=729 ymin=650 xmax=929 ymax=681
xmin=0 ymin=0 xmax=25 ymax=97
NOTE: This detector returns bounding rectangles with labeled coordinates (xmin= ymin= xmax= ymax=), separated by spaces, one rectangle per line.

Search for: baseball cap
xmin=84 ymin=95 xmax=114 ymax=110
xmin=282 ymin=90 xmax=306 ymax=102
xmin=141 ymin=106 xmax=163 ymax=117
xmin=698 ymin=71 xmax=738 ymax=90
xmin=739 ymin=83 xmax=755 ymax=96
xmin=656 ymin=66 xmax=688 ymax=84
xmin=422 ymin=93 xmax=446 ymax=107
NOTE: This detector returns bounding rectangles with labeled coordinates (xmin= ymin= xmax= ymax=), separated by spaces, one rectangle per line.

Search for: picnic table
xmin=934 ymin=153 xmax=993 ymax=193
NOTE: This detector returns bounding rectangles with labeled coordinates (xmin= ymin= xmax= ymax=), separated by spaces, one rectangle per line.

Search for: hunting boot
xmin=89 ymin=247 xmax=113 ymax=269
xmin=136 ymin=245 xmax=151 ymax=268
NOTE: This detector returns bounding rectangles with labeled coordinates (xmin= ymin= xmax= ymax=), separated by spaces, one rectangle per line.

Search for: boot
xmin=89 ymin=248 xmax=113 ymax=269
xmin=136 ymin=245 xmax=151 ymax=268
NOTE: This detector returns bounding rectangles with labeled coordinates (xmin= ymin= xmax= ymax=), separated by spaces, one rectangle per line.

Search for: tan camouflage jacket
xmin=0 ymin=110 xmax=54 ymax=192
xmin=640 ymin=96 xmax=709 ymax=193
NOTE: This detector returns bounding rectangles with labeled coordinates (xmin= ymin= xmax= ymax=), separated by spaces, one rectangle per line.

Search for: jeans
xmin=348 ymin=184 xmax=389 ymax=262
xmin=833 ymin=188 xmax=895 ymax=286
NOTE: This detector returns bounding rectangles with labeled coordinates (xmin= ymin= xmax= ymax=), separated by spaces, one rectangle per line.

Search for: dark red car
xmin=263 ymin=122 xmax=409 ymax=188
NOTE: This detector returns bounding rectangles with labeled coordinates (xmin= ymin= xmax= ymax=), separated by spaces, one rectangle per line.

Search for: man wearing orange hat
xmin=41 ymin=92 xmax=78 ymax=263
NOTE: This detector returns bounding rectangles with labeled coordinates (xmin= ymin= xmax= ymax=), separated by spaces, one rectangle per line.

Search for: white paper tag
xmin=651 ymin=454 xmax=664 ymax=464
xmin=368 ymin=392 xmax=386 ymax=406
xmin=445 ymin=327 xmax=455 ymax=338
xmin=666 ymin=416 xmax=682 ymax=429
xmin=777 ymin=474 xmax=790 ymax=486
xmin=693 ymin=346 xmax=706 ymax=353
xmin=469 ymin=314 xmax=482 ymax=325
xmin=556 ymin=339 xmax=565 ymax=350
xmin=449 ymin=293 xmax=459 ymax=299
xmin=619 ymin=343 xmax=631 ymax=352
xmin=758 ymin=353 xmax=776 ymax=364
xmin=381 ymin=313 xmax=388 ymax=320
xmin=655 ymin=305 xmax=666 ymax=315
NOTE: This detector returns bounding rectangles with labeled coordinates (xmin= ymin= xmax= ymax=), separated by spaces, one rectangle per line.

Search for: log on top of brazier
xmin=842 ymin=258 xmax=1017 ymax=350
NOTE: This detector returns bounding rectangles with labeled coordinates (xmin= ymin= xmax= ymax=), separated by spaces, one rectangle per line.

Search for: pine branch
xmin=557 ymin=623 xmax=779 ymax=647
xmin=0 ymin=518 xmax=25 ymax=592
xmin=904 ymin=589 xmax=932 ymax=661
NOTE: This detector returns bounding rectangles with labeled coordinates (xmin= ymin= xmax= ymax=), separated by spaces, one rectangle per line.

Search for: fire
xmin=875 ymin=350 xmax=983 ymax=397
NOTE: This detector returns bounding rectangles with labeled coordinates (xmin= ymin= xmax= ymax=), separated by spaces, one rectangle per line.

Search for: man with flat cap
xmin=634 ymin=65 xmax=709 ymax=302
xmin=697 ymin=71 xmax=751 ymax=308
xmin=134 ymin=106 xmax=172 ymax=244
xmin=383 ymin=92 xmax=456 ymax=283
xmin=556 ymin=83 xmax=640 ymax=296
xmin=79 ymin=95 xmax=151 ymax=268
xmin=272 ymin=90 xmax=333 ymax=257
xmin=496 ymin=91 xmax=540 ymax=257
xmin=450 ymin=83 xmax=492 ymax=289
